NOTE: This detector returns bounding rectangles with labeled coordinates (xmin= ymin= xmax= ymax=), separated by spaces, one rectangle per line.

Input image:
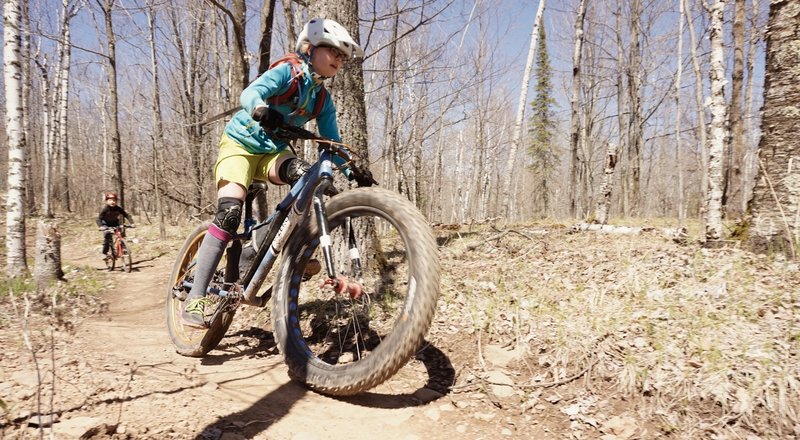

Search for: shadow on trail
xmin=199 ymin=327 xmax=279 ymax=366
xmin=191 ymin=340 xmax=454 ymax=438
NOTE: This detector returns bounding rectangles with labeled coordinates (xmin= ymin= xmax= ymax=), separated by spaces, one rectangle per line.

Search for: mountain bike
xmin=165 ymin=125 xmax=441 ymax=396
xmin=103 ymin=225 xmax=135 ymax=272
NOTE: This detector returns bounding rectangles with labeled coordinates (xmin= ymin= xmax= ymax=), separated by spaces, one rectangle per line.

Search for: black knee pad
xmin=213 ymin=197 xmax=243 ymax=235
xmin=279 ymin=158 xmax=311 ymax=186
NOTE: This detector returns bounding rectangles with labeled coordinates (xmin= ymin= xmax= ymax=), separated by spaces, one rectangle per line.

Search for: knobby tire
xmin=272 ymin=187 xmax=440 ymax=396
xmin=165 ymin=222 xmax=236 ymax=357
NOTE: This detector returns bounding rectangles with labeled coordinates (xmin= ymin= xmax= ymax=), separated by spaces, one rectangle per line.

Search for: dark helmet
xmin=105 ymin=192 xmax=118 ymax=200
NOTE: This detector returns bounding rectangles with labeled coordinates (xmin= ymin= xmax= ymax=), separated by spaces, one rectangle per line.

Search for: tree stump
xmin=34 ymin=219 xmax=64 ymax=288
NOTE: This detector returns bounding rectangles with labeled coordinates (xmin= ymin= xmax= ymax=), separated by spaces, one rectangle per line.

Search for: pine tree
xmin=527 ymin=24 xmax=558 ymax=217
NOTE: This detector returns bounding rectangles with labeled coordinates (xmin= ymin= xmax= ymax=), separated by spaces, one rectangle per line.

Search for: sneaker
xmin=181 ymin=296 xmax=210 ymax=328
xmin=303 ymin=258 xmax=322 ymax=280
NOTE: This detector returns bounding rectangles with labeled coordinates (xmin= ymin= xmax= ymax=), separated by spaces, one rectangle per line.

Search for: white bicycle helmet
xmin=296 ymin=18 xmax=364 ymax=58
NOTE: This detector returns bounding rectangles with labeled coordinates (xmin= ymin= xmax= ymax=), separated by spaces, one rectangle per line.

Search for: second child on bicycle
xmin=96 ymin=192 xmax=135 ymax=261
xmin=181 ymin=18 xmax=364 ymax=328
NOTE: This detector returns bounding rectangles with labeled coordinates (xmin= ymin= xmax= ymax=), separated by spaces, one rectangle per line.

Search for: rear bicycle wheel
xmin=121 ymin=241 xmax=133 ymax=272
xmin=272 ymin=187 xmax=440 ymax=395
xmin=165 ymin=222 xmax=237 ymax=357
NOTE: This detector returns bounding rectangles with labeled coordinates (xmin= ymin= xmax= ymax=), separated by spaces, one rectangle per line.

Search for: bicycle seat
xmin=249 ymin=181 xmax=268 ymax=192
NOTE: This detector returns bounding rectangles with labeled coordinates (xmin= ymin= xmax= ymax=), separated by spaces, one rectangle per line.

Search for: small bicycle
xmin=102 ymin=224 xmax=135 ymax=272
xmin=165 ymin=125 xmax=441 ymax=396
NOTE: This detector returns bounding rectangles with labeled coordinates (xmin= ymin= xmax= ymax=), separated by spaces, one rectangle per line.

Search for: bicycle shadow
xmin=191 ymin=340 xmax=454 ymax=439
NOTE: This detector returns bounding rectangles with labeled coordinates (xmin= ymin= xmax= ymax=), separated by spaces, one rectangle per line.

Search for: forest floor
xmin=1 ymin=217 xmax=799 ymax=440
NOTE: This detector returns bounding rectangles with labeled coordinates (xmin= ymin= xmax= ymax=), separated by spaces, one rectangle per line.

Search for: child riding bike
xmin=96 ymin=192 xmax=135 ymax=260
xmin=181 ymin=18 xmax=368 ymax=328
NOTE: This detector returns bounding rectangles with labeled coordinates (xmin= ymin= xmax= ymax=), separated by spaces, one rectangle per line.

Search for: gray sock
xmin=187 ymin=224 xmax=231 ymax=300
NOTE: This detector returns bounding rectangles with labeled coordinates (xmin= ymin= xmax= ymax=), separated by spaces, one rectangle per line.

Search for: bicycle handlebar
xmin=269 ymin=124 xmax=379 ymax=187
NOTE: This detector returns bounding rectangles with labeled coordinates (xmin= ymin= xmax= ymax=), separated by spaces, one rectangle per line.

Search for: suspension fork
xmin=313 ymin=186 xmax=337 ymax=279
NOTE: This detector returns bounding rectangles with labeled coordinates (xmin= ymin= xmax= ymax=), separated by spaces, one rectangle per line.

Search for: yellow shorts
xmin=214 ymin=133 xmax=293 ymax=188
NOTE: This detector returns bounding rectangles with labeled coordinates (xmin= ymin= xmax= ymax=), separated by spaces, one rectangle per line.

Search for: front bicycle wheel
xmin=165 ymin=222 xmax=237 ymax=357
xmin=121 ymin=241 xmax=133 ymax=273
xmin=106 ymin=242 xmax=117 ymax=271
xmin=272 ymin=187 xmax=440 ymax=396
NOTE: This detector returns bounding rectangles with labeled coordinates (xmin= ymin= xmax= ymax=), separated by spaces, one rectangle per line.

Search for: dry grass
xmin=434 ymin=222 xmax=800 ymax=438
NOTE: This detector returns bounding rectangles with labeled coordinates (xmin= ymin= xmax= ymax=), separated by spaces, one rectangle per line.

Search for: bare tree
xmin=746 ymin=0 xmax=799 ymax=257
xmin=257 ymin=0 xmax=276 ymax=74
xmin=568 ymin=0 xmax=587 ymax=218
xmin=724 ymin=0 xmax=746 ymax=216
xmin=675 ymin=0 xmax=685 ymax=220
xmin=147 ymin=2 xmax=165 ymax=240
xmin=96 ymin=0 xmax=125 ymax=204
xmin=5 ymin=0 xmax=29 ymax=277
xmin=500 ymin=0 xmax=545 ymax=219
xmin=54 ymin=0 xmax=77 ymax=213
xmin=704 ymin=0 xmax=727 ymax=241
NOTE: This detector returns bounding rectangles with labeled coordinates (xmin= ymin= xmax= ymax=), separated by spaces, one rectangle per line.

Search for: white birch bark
xmin=4 ymin=0 xmax=29 ymax=277
xmin=37 ymin=59 xmax=53 ymax=218
xmin=595 ymin=143 xmax=618 ymax=225
xmin=56 ymin=0 xmax=75 ymax=213
xmin=705 ymin=0 xmax=727 ymax=241
xmin=501 ymin=0 xmax=545 ymax=219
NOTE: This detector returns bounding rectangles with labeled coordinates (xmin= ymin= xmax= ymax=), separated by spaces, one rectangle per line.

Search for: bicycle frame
xmin=181 ymin=147 xmax=341 ymax=306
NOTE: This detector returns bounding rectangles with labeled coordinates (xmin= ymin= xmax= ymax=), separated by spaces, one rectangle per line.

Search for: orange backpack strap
xmin=267 ymin=53 xmax=304 ymax=106
xmin=266 ymin=53 xmax=328 ymax=120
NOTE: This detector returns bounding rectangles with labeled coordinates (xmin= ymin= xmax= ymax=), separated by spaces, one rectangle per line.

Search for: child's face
xmin=311 ymin=45 xmax=347 ymax=77
xmin=106 ymin=198 xmax=117 ymax=206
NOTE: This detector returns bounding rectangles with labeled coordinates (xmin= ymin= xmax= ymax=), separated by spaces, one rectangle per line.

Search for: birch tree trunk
xmin=568 ymin=0 xmax=587 ymax=218
xmin=4 ymin=0 xmax=29 ymax=277
xmin=501 ymin=0 xmax=545 ymax=219
xmin=746 ymin=0 xmax=800 ymax=257
xmin=704 ymin=0 xmax=728 ymax=241
xmin=34 ymin=219 xmax=63 ymax=287
xmin=56 ymin=0 xmax=75 ymax=213
xmin=37 ymin=59 xmax=54 ymax=218
xmin=595 ymin=143 xmax=618 ymax=224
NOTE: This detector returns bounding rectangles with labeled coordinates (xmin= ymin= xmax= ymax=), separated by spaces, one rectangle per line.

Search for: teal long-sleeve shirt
xmin=223 ymin=57 xmax=342 ymax=156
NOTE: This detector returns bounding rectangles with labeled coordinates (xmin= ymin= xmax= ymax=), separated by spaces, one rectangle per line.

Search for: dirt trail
xmin=50 ymin=242 xmax=459 ymax=440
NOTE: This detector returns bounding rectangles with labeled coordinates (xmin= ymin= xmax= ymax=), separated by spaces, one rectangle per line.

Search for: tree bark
xmin=746 ymin=0 xmax=800 ymax=257
xmin=501 ymin=0 xmax=545 ymax=219
xmin=724 ymin=0 xmax=746 ymax=217
xmin=595 ymin=143 xmax=618 ymax=225
xmin=675 ymin=0 xmax=685 ymax=220
xmin=257 ymin=0 xmax=276 ymax=74
xmin=99 ymin=0 xmax=124 ymax=205
xmin=34 ymin=219 xmax=63 ymax=287
xmin=704 ymin=0 xmax=727 ymax=241
xmin=568 ymin=0 xmax=587 ymax=218
xmin=147 ymin=3 xmax=166 ymax=240
xmin=685 ymin=0 xmax=709 ymax=219
xmin=55 ymin=0 xmax=76 ymax=214
xmin=4 ymin=0 xmax=29 ymax=277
